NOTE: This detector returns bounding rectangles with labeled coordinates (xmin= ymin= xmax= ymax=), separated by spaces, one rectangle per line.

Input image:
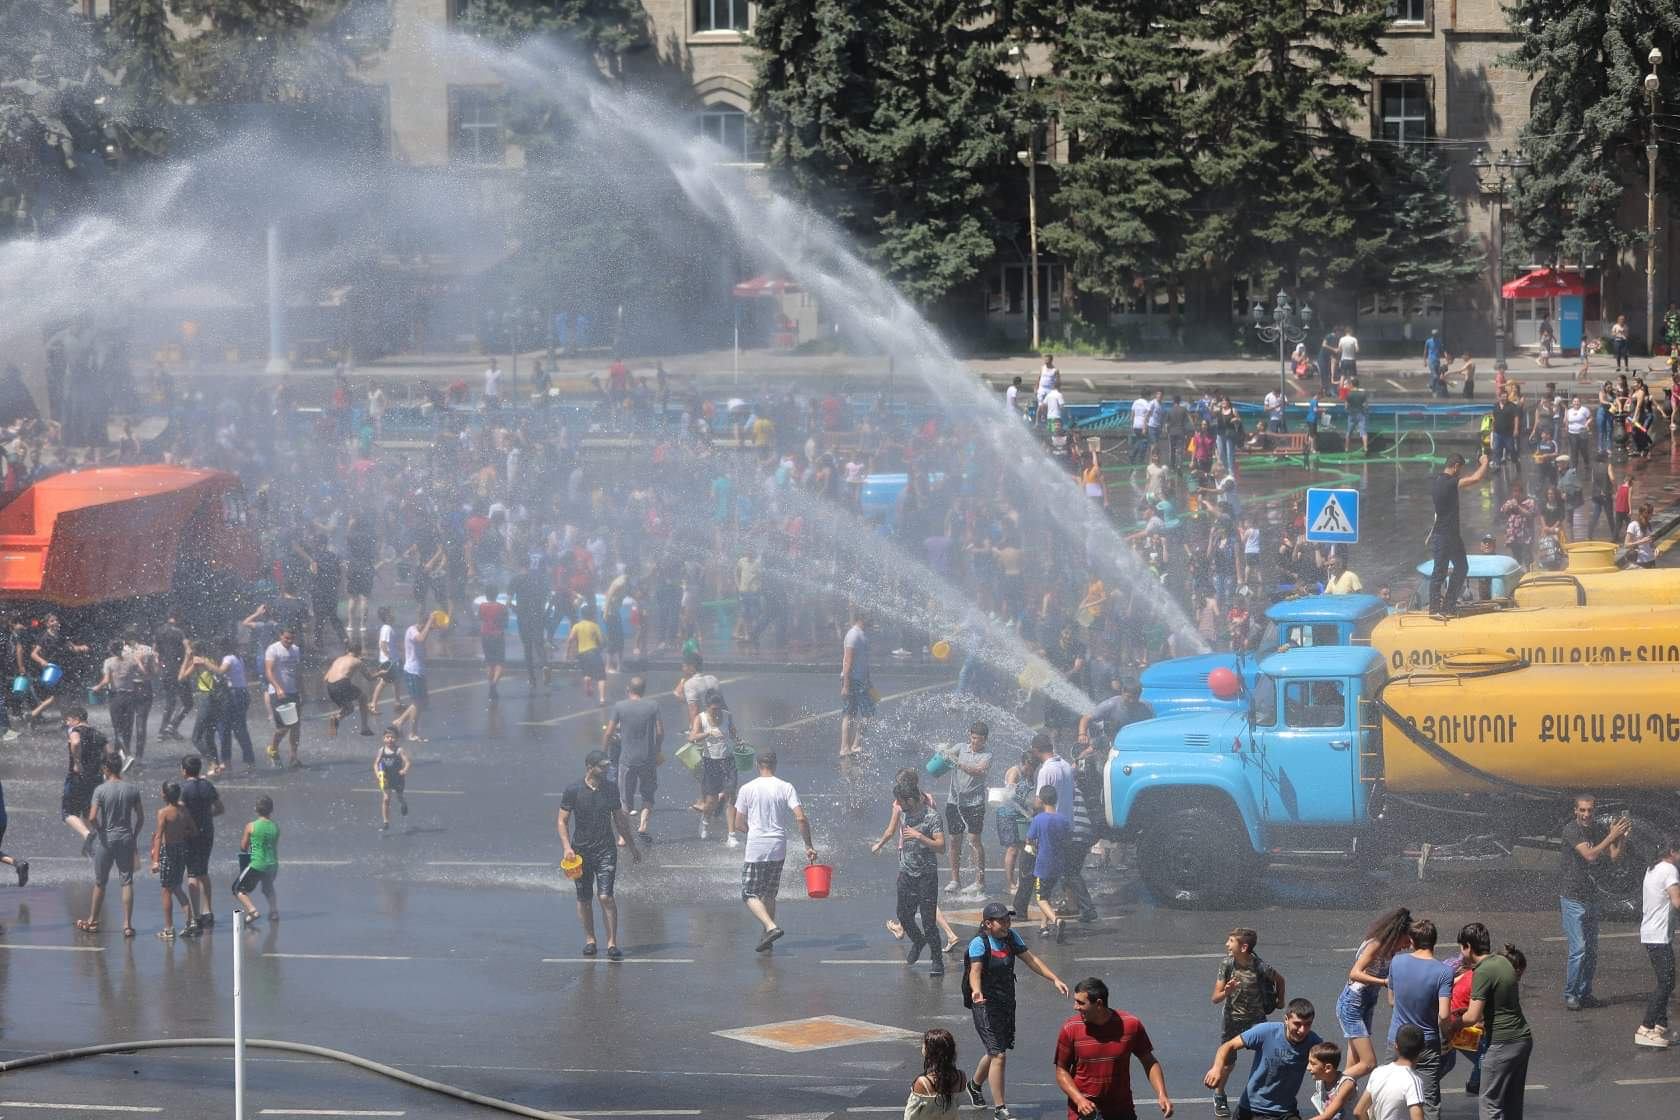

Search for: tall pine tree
xmin=1504 ymin=1 xmax=1680 ymax=265
xmin=1361 ymin=145 xmax=1485 ymax=306
xmin=1181 ymin=0 xmax=1391 ymax=289
xmin=458 ymin=0 xmax=647 ymax=55
xmin=752 ymin=0 xmax=1016 ymax=306
xmin=1026 ymin=1 xmax=1198 ymax=305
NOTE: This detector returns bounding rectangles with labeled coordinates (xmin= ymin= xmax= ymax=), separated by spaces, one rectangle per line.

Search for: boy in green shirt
xmin=234 ymin=796 xmax=280 ymax=923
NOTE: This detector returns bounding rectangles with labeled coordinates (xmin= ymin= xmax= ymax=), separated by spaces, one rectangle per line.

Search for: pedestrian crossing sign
xmin=1305 ymin=488 xmax=1359 ymax=543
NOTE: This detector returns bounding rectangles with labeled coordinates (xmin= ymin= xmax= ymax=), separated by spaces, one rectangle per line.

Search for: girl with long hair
xmin=1335 ymin=906 xmax=1414 ymax=1078
xmin=903 ymin=1028 xmax=964 ymax=1119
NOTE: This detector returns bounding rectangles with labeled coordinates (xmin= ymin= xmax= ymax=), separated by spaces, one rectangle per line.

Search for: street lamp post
xmin=1470 ymin=147 xmax=1530 ymax=373
xmin=1009 ymin=45 xmax=1041 ymax=353
xmin=1647 ymin=47 xmax=1662 ymax=358
xmin=1250 ymin=289 xmax=1312 ymax=399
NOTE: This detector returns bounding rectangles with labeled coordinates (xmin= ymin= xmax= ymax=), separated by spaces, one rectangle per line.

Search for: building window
xmin=449 ymin=87 xmax=504 ymax=166
xmin=1387 ymin=0 xmax=1427 ymax=22
xmin=1378 ymin=79 xmax=1430 ymax=144
xmin=698 ymin=104 xmax=753 ymax=162
xmin=695 ymin=0 xmax=750 ymax=33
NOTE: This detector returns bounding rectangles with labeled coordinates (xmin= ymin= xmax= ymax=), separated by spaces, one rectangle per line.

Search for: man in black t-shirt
xmin=558 ymin=751 xmax=640 ymax=960
xmin=154 ymin=616 xmax=189 ymax=739
xmin=508 ymin=561 xmax=550 ymax=689
xmin=1426 ymin=452 xmax=1489 ymax=616
xmin=178 ymin=755 xmax=224 ymax=932
xmin=1491 ymin=388 xmax=1523 ymax=475
xmin=1559 ymin=794 xmax=1631 ymax=1010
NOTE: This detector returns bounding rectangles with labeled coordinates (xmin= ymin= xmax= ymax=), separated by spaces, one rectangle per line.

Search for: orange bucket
xmin=804 ymin=863 xmax=833 ymax=899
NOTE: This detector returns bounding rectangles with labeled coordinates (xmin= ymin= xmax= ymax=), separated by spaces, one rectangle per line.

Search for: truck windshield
xmin=1251 ymin=675 xmax=1277 ymax=726
xmin=1259 ymin=622 xmax=1339 ymax=651
xmin=1283 ymin=679 xmax=1346 ymax=728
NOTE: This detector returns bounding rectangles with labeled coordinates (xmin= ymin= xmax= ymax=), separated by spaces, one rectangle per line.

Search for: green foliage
xmin=0 ymin=0 xmax=117 ymax=234
xmin=1362 ymin=145 xmax=1485 ymax=304
xmin=1504 ymin=1 xmax=1680 ymax=263
xmin=169 ymin=0 xmax=370 ymax=104
xmin=458 ymin=0 xmax=648 ymax=56
xmin=110 ymin=0 xmax=179 ymax=108
xmin=1035 ymin=1 xmax=1199 ymax=301
xmin=752 ymin=0 xmax=1016 ymax=305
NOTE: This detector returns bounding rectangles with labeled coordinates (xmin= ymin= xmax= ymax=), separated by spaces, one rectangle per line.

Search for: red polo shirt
xmin=1054 ymin=1009 xmax=1154 ymax=1120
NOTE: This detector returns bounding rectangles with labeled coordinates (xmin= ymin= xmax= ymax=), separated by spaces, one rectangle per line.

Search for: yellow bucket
xmin=674 ymin=741 xmax=702 ymax=771
xmin=931 ymin=640 xmax=952 ymax=662
xmin=431 ymin=609 xmax=450 ymax=628
xmin=560 ymin=854 xmax=584 ymax=880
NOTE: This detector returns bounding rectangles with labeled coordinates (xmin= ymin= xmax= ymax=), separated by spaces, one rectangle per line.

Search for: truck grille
xmin=1184 ymin=733 xmax=1211 ymax=748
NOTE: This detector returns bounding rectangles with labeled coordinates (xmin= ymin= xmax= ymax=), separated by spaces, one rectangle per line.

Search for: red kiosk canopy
xmin=1501 ymin=267 xmax=1586 ymax=299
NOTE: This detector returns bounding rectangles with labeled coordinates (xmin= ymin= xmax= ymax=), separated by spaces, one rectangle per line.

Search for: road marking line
xmin=1542 ymin=931 xmax=1637 ymax=942
xmin=350 ymin=789 xmax=464 ymax=795
xmin=1075 ymin=952 xmax=1226 ymax=962
xmin=0 ymin=1105 xmax=162 ymax=1113
xmin=264 ymin=953 xmax=413 ymax=961
xmin=522 ymin=675 xmax=747 ymax=727
xmin=1082 ymin=378 xmax=1097 ymax=392
xmin=1616 ymin=1077 xmax=1680 ymax=1085
xmin=1387 ymin=378 xmax=1407 ymax=391
xmin=0 ymin=944 xmax=104 ymax=952
xmin=819 ymin=960 xmax=912 ymax=965
xmin=541 ymin=958 xmax=697 ymax=964
xmin=259 ymin=1112 xmax=407 ymax=1117
xmin=1185 ymin=379 xmax=1197 ymax=390
xmin=426 ymin=860 xmax=553 ymax=867
xmin=770 ymin=682 xmax=949 ymax=731
xmin=285 ymin=860 xmax=354 ymax=867
xmin=563 ymin=1112 xmax=704 ymax=1117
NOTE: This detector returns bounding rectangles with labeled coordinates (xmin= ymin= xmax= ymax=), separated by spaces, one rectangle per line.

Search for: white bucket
xmin=275 ymin=701 xmax=299 ymax=727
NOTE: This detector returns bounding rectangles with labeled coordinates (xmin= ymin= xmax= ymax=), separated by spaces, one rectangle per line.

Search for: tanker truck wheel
xmin=1590 ymin=811 xmax=1671 ymax=920
xmin=1136 ymin=804 xmax=1256 ymax=909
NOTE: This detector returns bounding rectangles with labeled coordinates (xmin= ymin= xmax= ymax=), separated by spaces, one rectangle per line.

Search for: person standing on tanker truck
xmin=1559 ymin=795 xmax=1630 ymax=1011
xmin=1427 ymin=453 xmax=1489 ymax=618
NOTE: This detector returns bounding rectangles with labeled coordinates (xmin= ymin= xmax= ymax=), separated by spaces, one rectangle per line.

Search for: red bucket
xmin=803 ymin=863 xmax=833 ymax=899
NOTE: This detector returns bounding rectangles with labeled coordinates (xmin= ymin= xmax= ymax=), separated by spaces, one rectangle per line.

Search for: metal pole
xmin=233 ymin=908 xmax=246 ymax=1120
xmin=264 ymin=222 xmax=290 ymax=375
xmin=732 ymin=305 xmax=740 ymax=386
xmin=1492 ymin=190 xmax=1506 ymax=373
xmin=1026 ymin=149 xmax=1040 ymax=353
xmin=1649 ymin=133 xmax=1658 ymax=361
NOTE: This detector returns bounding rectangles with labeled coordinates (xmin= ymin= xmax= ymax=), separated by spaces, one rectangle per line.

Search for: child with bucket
xmin=688 ymin=690 xmax=742 ymax=847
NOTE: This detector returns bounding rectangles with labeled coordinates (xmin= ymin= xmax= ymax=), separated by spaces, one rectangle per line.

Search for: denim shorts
xmin=1336 ymin=984 xmax=1377 ymax=1039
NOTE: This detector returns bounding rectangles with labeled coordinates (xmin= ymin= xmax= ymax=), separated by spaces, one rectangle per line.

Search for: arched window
xmin=698 ymin=104 xmax=753 ymax=162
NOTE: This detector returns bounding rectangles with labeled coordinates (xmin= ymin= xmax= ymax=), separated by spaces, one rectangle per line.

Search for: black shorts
xmin=700 ymin=756 xmax=737 ymax=797
xmin=234 ymin=864 xmax=276 ymax=895
xmin=347 ymin=567 xmax=375 ymax=597
xmin=620 ymin=762 xmax=657 ymax=810
xmin=375 ymin=659 xmax=396 ymax=682
xmin=578 ymin=650 xmax=605 ymax=679
xmin=381 ymin=772 xmax=405 ymax=795
xmin=842 ymin=681 xmax=876 ymax=718
xmin=575 ymin=846 xmax=617 ymax=900
xmin=945 ymin=803 xmax=985 ymax=836
xmin=605 ymin=617 xmax=624 ymax=655
xmin=481 ymin=635 xmax=506 ymax=665
xmin=1034 ymin=875 xmax=1061 ymax=902
xmin=971 ymin=1000 xmax=1016 ymax=1055
xmin=185 ymin=833 xmax=213 ymax=877
xmin=326 ymin=680 xmax=362 ymax=709
xmin=271 ymin=694 xmax=300 ymax=729
xmin=740 ymin=858 xmax=784 ymax=901
xmin=60 ymin=776 xmax=96 ymax=821
xmin=158 ymin=843 xmax=187 ymax=890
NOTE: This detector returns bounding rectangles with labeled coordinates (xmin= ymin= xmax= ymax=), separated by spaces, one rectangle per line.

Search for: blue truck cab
xmin=1409 ymin=555 xmax=1525 ymax=608
xmin=1108 ymin=644 xmax=1387 ymax=906
xmin=1138 ymin=594 xmax=1389 ymax=715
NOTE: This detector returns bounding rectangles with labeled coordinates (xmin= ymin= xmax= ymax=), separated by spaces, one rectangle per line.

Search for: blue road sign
xmin=1305 ymin=487 xmax=1360 ymax=544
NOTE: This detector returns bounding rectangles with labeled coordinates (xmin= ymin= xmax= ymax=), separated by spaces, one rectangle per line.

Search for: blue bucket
xmin=40 ymin=663 xmax=62 ymax=687
xmin=10 ymin=675 xmax=27 ymax=696
xmin=925 ymin=752 xmax=955 ymax=777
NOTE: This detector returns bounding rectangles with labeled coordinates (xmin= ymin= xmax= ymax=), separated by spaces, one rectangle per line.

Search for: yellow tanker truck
xmin=1369 ymin=601 xmax=1680 ymax=671
xmin=1108 ymin=645 xmax=1675 ymax=910
xmin=1513 ymin=540 xmax=1680 ymax=607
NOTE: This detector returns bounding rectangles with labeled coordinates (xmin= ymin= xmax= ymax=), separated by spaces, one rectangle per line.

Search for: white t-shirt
xmin=735 ymin=775 xmax=802 ymax=862
xmin=1130 ymin=397 xmax=1151 ymax=431
xmin=1037 ymin=364 xmax=1058 ymax=395
xmin=683 ymin=672 xmax=721 ymax=713
xmin=1043 ymin=388 xmax=1064 ymax=419
xmin=484 ymin=366 xmax=502 ymax=398
xmin=1566 ymin=405 xmax=1591 ymax=434
xmin=378 ymin=623 xmax=396 ymax=664
xmin=1363 ymin=1063 xmax=1423 ymax=1120
xmin=1005 ymin=384 xmax=1019 ymax=411
xmin=1339 ymin=334 xmax=1360 ymax=361
xmin=1310 ymin=1074 xmax=1356 ymax=1120
xmin=1642 ymin=858 xmax=1680 ymax=944
xmin=403 ymin=625 xmax=426 ymax=676
xmin=264 ymin=640 xmax=300 ymax=696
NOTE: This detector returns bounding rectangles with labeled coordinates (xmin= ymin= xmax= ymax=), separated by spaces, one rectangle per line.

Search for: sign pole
xmin=234 ymin=908 xmax=246 ymax=1120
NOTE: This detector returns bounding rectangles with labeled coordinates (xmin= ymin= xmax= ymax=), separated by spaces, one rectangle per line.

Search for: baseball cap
xmin=981 ymin=902 xmax=1014 ymax=922
xmin=584 ymin=750 xmax=611 ymax=768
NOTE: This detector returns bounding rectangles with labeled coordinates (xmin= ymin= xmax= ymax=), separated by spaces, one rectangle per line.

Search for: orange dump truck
xmin=0 ymin=466 xmax=260 ymax=609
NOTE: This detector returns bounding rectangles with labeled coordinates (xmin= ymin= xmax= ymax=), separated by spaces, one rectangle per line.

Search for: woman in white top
xmin=690 ymin=691 xmax=742 ymax=846
xmin=902 ymin=1028 xmax=964 ymax=1120
xmin=1625 ymin=502 xmax=1657 ymax=568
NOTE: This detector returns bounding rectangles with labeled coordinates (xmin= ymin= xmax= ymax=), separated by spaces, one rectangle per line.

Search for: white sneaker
xmin=726 ymin=834 xmax=740 ymax=849
xmin=1635 ymin=1026 xmax=1672 ymax=1048
xmin=943 ymin=879 xmax=961 ymax=894
xmin=699 ymin=818 xmax=710 ymax=840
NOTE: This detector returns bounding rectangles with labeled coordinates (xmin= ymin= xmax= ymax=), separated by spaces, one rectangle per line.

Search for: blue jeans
xmin=1216 ymin=435 xmax=1236 ymax=473
xmin=1560 ymin=894 xmax=1599 ymax=1002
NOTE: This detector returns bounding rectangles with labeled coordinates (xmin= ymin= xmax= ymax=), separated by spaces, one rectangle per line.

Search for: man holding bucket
xmin=734 ymin=750 xmax=815 ymax=952
xmin=559 ymin=750 xmax=640 ymax=960
xmin=263 ymin=629 xmax=303 ymax=770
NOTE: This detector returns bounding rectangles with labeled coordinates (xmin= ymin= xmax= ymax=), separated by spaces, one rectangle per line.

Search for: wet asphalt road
xmin=0 ymin=663 xmax=1674 ymax=1119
